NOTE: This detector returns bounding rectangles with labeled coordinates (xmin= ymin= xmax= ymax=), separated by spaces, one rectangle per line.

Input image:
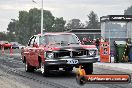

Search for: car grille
xmin=72 ymin=49 xmax=87 ymax=57
xmin=54 ymin=49 xmax=96 ymax=58
xmin=54 ymin=50 xmax=70 ymax=58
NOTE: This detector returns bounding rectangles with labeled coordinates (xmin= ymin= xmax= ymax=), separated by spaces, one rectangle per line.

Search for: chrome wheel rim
xmin=41 ymin=63 xmax=44 ymax=74
xmin=25 ymin=62 xmax=28 ymax=71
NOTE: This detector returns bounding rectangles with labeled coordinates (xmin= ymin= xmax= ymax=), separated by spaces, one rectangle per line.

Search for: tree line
xmin=1 ymin=5 xmax=132 ymax=44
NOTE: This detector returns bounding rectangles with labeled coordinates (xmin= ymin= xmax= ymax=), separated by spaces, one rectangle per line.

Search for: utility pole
xmin=41 ymin=0 xmax=44 ymax=35
xmin=32 ymin=0 xmax=44 ymax=34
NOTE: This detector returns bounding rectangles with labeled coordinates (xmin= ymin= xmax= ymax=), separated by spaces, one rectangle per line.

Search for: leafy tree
xmin=53 ymin=17 xmax=66 ymax=32
xmin=86 ymin=11 xmax=100 ymax=29
xmin=7 ymin=19 xmax=18 ymax=33
xmin=66 ymin=19 xmax=84 ymax=29
xmin=17 ymin=11 xmax=30 ymax=44
xmin=43 ymin=10 xmax=55 ymax=32
xmin=7 ymin=8 xmax=66 ymax=44
xmin=17 ymin=8 xmax=55 ymax=44
xmin=124 ymin=5 xmax=132 ymax=15
xmin=0 ymin=32 xmax=7 ymax=41
xmin=6 ymin=32 xmax=16 ymax=42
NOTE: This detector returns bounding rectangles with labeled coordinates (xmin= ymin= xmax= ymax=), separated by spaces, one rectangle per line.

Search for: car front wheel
xmin=83 ymin=63 xmax=93 ymax=74
xmin=25 ymin=61 xmax=35 ymax=72
xmin=40 ymin=62 xmax=49 ymax=76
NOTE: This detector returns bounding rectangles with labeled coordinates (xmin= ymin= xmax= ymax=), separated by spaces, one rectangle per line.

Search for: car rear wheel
xmin=40 ymin=62 xmax=49 ymax=77
xmin=83 ymin=63 xmax=93 ymax=74
xmin=25 ymin=61 xmax=35 ymax=72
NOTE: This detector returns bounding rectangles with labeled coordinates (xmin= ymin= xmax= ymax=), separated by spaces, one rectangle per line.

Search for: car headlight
xmin=46 ymin=52 xmax=54 ymax=59
xmin=89 ymin=50 xmax=96 ymax=56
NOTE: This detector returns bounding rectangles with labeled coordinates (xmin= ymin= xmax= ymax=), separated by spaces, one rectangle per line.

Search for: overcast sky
xmin=0 ymin=0 xmax=132 ymax=32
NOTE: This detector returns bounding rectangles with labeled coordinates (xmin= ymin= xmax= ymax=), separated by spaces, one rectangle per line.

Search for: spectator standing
xmin=82 ymin=37 xmax=88 ymax=45
xmin=95 ymin=38 xmax=100 ymax=50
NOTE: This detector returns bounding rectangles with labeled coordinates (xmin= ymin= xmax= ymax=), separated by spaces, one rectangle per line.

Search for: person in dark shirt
xmin=82 ymin=37 xmax=93 ymax=45
xmin=95 ymin=38 xmax=100 ymax=50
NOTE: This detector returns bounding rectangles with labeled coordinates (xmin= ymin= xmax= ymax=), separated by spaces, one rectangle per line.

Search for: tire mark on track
xmin=0 ymin=64 xmax=69 ymax=88
xmin=0 ymin=56 xmax=70 ymax=88
xmin=1 ymin=55 xmax=132 ymax=88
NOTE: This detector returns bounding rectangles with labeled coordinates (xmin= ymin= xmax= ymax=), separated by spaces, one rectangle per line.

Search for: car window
xmin=46 ymin=34 xmax=79 ymax=45
xmin=34 ymin=36 xmax=39 ymax=45
xmin=39 ymin=36 xmax=46 ymax=45
xmin=28 ymin=36 xmax=36 ymax=47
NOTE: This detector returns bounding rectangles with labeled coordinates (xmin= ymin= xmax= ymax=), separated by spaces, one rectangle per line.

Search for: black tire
xmin=83 ymin=63 xmax=93 ymax=74
xmin=40 ymin=62 xmax=49 ymax=77
xmin=25 ymin=61 xmax=35 ymax=72
xmin=64 ymin=67 xmax=73 ymax=72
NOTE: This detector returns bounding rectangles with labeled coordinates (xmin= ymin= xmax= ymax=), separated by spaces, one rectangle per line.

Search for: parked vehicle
xmin=10 ymin=42 xmax=19 ymax=49
xmin=18 ymin=44 xmax=25 ymax=49
xmin=0 ymin=41 xmax=12 ymax=49
xmin=21 ymin=33 xmax=98 ymax=76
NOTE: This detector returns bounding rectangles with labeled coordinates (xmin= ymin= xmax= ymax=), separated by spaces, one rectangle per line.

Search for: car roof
xmin=10 ymin=42 xmax=18 ymax=44
xmin=35 ymin=32 xmax=74 ymax=37
xmin=0 ymin=41 xmax=9 ymax=43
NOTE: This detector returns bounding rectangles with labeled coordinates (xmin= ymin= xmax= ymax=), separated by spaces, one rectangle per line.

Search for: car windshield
xmin=39 ymin=34 xmax=80 ymax=45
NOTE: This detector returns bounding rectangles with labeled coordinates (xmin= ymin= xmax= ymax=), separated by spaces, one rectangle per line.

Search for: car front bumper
xmin=44 ymin=57 xmax=98 ymax=66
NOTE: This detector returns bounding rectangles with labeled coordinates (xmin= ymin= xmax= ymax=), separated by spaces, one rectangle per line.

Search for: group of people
xmin=81 ymin=37 xmax=100 ymax=50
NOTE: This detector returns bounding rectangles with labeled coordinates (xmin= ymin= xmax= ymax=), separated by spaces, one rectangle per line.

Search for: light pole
xmin=32 ymin=0 xmax=44 ymax=34
xmin=41 ymin=0 xmax=44 ymax=35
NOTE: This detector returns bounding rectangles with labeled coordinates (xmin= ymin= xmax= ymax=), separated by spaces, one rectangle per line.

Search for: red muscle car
xmin=21 ymin=33 xmax=98 ymax=76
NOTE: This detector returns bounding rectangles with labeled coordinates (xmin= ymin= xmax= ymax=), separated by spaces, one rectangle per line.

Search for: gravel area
xmin=0 ymin=69 xmax=30 ymax=88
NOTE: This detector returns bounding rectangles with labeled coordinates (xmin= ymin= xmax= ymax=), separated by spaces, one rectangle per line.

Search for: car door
xmin=39 ymin=36 xmax=47 ymax=62
xmin=31 ymin=36 xmax=40 ymax=66
xmin=27 ymin=36 xmax=36 ymax=66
